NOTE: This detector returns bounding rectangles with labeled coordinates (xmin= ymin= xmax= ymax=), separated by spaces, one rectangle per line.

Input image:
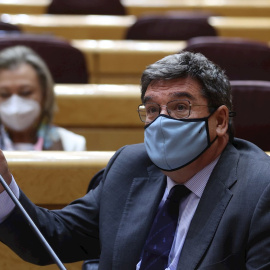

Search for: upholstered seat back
xmin=0 ymin=33 xmax=89 ymax=84
xmin=231 ymin=80 xmax=270 ymax=151
xmin=0 ymin=21 xmax=21 ymax=32
xmin=125 ymin=13 xmax=217 ymax=40
xmin=47 ymin=0 xmax=126 ymax=15
xmin=184 ymin=37 xmax=270 ymax=81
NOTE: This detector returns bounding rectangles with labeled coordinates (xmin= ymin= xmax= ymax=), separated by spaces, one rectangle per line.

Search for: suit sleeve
xmin=0 ymin=146 xmax=126 ymax=265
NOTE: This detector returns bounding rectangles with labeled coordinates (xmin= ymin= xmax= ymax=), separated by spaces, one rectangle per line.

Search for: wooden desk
xmin=123 ymin=0 xmax=270 ymax=17
xmin=6 ymin=151 xmax=113 ymax=206
xmin=71 ymin=40 xmax=184 ymax=84
xmin=0 ymin=150 xmax=113 ymax=270
xmin=209 ymin=17 xmax=270 ymax=42
xmin=53 ymin=84 xmax=144 ymax=150
xmin=0 ymin=0 xmax=50 ymax=14
xmin=0 ymin=14 xmax=136 ymax=40
xmin=2 ymin=14 xmax=270 ymax=42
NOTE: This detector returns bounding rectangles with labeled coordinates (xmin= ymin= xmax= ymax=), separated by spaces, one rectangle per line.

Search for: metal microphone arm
xmin=0 ymin=175 xmax=67 ymax=270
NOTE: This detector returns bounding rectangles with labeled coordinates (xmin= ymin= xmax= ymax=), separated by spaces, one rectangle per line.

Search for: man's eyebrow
xmin=170 ymin=91 xmax=195 ymax=100
xmin=143 ymin=91 xmax=195 ymax=103
xmin=143 ymin=96 xmax=153 ymax=103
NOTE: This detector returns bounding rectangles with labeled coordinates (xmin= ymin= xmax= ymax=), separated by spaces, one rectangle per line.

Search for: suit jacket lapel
xmin=112 ymin=164 xmax=166 ymax=269
xmin=177 ymin=143 xmax=239 ymax=270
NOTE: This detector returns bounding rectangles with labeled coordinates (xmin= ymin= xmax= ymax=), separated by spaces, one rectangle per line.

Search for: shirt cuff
xmin=0 ymin=175 xmax=19 ymax=223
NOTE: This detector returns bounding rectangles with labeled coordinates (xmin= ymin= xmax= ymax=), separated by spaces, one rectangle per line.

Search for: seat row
xmin=0 ymin=80 xmax=265 ymax=153
xmin=53 ymin=81 xmax=270 ymax=152
xmin=1 ymin=13 xmax=270 ymax=42
xmin=0 ymin=34 xmax=268 ymax=85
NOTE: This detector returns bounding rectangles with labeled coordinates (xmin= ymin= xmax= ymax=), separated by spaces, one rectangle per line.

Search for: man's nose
xmin=160 ymin=105 xmax=169 ymax=116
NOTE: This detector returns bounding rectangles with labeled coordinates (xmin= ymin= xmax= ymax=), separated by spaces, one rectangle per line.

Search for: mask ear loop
xmin=229 ymin=111 xmax=236 ymax=117
xmin=205 ymin=107 xmax=222 ymax=145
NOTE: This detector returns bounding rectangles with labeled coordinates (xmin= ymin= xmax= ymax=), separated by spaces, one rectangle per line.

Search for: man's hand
xmin=0 ymin=150 xmax=12 ymax=193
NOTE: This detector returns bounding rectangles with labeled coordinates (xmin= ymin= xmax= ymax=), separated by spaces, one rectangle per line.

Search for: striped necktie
xmin=140 ymin=185 xmax=191 ymax=270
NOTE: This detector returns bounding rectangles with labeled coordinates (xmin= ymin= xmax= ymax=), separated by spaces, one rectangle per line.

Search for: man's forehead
xmin=146 ymin=78 xmax=201 ymax=96
xmin=147 ymin=77 xmax=201 ymax=89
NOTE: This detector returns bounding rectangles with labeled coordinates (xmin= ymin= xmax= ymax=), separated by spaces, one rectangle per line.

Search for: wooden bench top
xmin=123 ymin=0 xmax=270 ymax=17
xmin=0 ymin=0 xmax=50 ymax=14
xmin=5 ymin=150 xmax=114 ymax=205
xmin=1 ymin=0 xmax=270 ymax=17
xmin=1 ymin=148 xmax=113 ymax=270
xmin=1 ymin=14 xmax=136 ymax=40
xmin=209 ymin=16 xmax=270 ymax=42
xmin=53 ymin=84 xmax=142 ymax=127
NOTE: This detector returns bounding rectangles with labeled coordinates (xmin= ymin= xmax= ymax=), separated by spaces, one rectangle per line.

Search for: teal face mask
xmin=144 ymin=114 xmax=216 ymax=171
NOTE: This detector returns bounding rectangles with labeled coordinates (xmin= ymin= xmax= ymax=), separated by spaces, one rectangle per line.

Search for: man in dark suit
xmin=0 ymin=51 xmax=270 ymax=269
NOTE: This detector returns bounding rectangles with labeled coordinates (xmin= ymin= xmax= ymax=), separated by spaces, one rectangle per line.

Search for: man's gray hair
xmin=141 ymin=51 xmax=234 ymax=139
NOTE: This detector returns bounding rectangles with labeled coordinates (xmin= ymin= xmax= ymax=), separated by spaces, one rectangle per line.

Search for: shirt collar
xmin=167 ymin=156 xmax=220 ymax=198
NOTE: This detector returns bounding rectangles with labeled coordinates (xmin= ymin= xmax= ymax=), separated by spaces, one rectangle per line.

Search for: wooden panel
xmin=123 ymin=0 xmax=199 ymax=16
xmin=0 ymin=0 xmax=49 ymax=14
xmin=53 ymin=84 xmax=143 ymax=127
xmin=209 ymin=16 xmax=270 ymax=42
xmin=1 ymin=14 xmax=136 ymax=40
xmin=1 ymin=148 xmax=111 ymax=270
xmin=69 ymin=127 xmax=144 ymax=151
xmin=200 ymin=2 xmax=270 ymax=17
xmin=5 ymin=151 xmax=114 ymax=205
xmin=0 ymin=245 xmax=82 ymax=270
xmin=53 ymin=84 xmax=144 ymax=151
xmin=71 ymin=40 xmax=183 ymax=84
xmin=123 ymin=0 xmax=270 ymax=17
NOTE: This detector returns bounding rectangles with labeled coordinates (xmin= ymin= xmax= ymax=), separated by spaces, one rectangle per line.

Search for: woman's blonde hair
xmin=0 ymin=45 xmax=56 ymax=124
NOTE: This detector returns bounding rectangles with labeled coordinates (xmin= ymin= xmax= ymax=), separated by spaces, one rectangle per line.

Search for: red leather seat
xmin=0 ymin=33 xmax=89 ymax=84
xmin=0 ymin=21 xmax=21 ymax=32
xmin=231 ymin=80 xmax=270 ymax=151
xmin=184 ymin=36 xmax=270 ymax=81
xmin=125 ymin=12 xmax=217 ymax=40
xmin=47 ymin=0 xmax=126 ymax=15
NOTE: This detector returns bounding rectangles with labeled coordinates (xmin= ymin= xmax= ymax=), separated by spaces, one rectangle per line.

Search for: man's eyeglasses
xmin=137 ymin=99 xmax=214 ymax=123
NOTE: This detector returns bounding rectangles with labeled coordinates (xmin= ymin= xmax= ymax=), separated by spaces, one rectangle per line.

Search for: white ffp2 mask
xmin=0 ymin=95 xmax=41 ymax=131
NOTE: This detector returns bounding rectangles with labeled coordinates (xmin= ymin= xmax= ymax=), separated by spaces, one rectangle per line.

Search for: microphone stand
xmin=0 ymin=175 xmax=67 ymax=270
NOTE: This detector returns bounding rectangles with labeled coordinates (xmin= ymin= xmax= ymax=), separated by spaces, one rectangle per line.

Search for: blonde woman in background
xmin=0 ymin=45 xmax=86 ymax=151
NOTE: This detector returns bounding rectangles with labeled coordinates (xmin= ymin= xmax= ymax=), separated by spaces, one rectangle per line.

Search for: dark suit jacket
xmin=1 ymin=138 xmax=270 ymax=269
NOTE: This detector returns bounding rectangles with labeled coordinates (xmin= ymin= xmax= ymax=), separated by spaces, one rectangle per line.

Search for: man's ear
xmin=215 ymin=105 xmax=229 ymax=136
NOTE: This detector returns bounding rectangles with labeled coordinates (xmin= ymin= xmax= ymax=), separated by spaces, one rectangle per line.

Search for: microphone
xmin=0 ymin=175 xmax=67 ymax=270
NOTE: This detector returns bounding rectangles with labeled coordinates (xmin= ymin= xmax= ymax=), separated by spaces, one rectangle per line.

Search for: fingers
xmin=0 ymin=150 xmax=12 ymax=193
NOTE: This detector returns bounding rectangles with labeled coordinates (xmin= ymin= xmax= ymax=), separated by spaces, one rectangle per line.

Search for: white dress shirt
xmin=0 ymin=175 xmax=19 ymax=223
